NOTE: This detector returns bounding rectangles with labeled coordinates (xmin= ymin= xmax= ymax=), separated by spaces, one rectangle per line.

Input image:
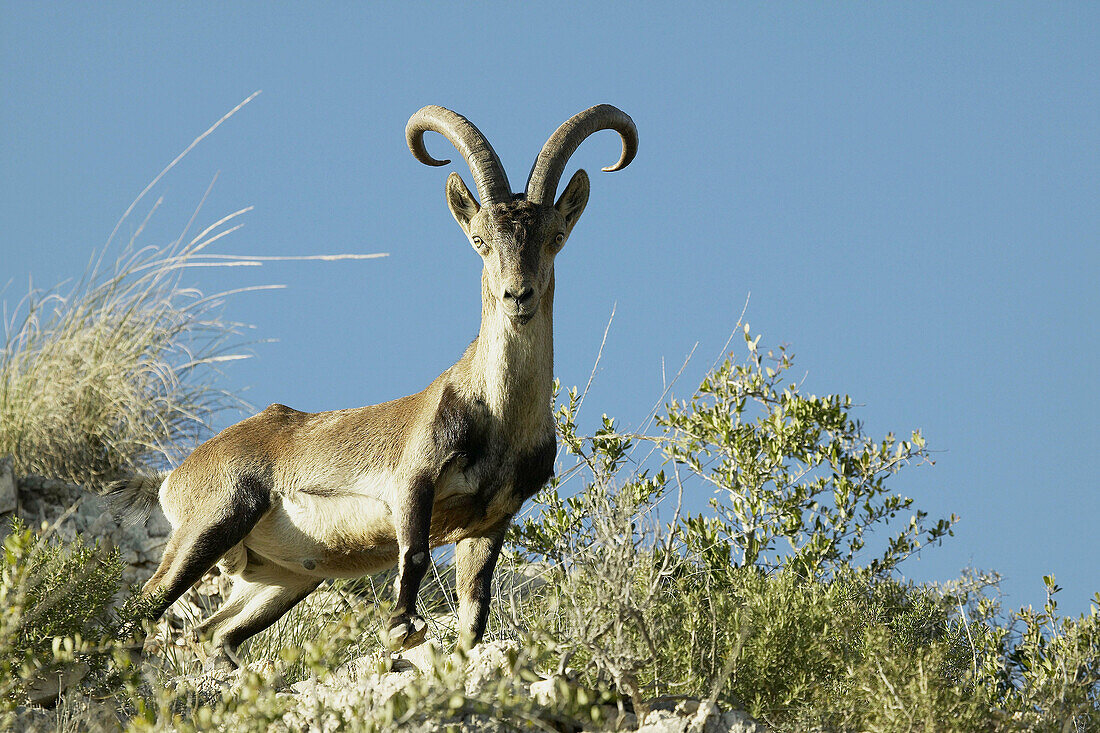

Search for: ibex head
xmin=407 ymin=105 xmax=637 ymax=325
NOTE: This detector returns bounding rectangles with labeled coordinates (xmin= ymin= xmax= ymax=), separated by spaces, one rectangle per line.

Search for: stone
xmin=399 ymin=639 xmax=445 ymax=674
xmin=369 ymin=668 xmax=420 ymax=705
xmin=9 ymin=704 xmax=56 ymax=733
xmin=173 ymin=667 xmax=242 ymax=707
xmin=330 ymin=654 xmax=381 ymax=685
xmin=637 ymin=708 xmax=689 ymax=733
xmin=462 ymin=639 xmax=518 ymax=696
xmin=21 ymin=661 xmax=89 ymax=707
xmin=635 ymin=696 xmax=769 ymax=733
xmin=141 ymin=535 xmax=167 ymax=556
xmin=529 ymin=675 xmax=562 ymax=707
xmin=0 ymin=456 xmax=17 ymax=515
xmin=719 ymin=709 xmax=769 ymax=733
xmin=86 ymin=511 xmax=114 ymax=537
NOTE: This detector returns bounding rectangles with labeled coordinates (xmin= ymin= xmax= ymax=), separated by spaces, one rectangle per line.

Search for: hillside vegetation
xmin=1 ymin=199 xmax=1097 ymax=732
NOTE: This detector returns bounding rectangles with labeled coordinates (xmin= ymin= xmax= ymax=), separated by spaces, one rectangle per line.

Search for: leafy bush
xmin=660 ymin=324 xmax=955 ymax=578
xmin=0 ymin=518 xmax=139 ymax=715
xmin=965 ymin=576 xmax=1100 ymax=730
xmin=101 ymin=324 xmax=1100 ymax=730
xmin=507 ymin=326 xmax=1099 ymax=731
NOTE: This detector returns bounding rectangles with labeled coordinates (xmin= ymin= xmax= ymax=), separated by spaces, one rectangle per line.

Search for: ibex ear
xmin=555 ymin=169 xmax=590 ymax=232
xmin=446 ymin=172 xmax=480 ymax=234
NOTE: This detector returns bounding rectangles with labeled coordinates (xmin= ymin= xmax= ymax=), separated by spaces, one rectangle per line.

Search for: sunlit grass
xmin=0 ymin=92 xmax=384 ymax=489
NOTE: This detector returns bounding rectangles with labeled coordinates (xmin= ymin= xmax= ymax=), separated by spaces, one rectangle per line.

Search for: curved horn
xmin=406 ymin=106 xmax=512 ymax=205
xmin=525 ymin=105 xmax=637 ymax=206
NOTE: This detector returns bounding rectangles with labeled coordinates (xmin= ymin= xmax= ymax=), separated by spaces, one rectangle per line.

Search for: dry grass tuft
xmin=0 ymin=199 xmax=261 ymax=488
xmin=0 ymin=92 xmax=385 ymax=488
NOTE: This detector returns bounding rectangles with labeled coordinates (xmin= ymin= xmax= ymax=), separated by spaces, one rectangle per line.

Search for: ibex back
xmin=106 ymin=104 xmax=637 ymax=671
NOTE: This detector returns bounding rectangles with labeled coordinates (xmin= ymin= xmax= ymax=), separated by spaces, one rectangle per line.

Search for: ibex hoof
xmin=387 ymin=614 xmax=429 ymax=650
xmin=204 ymin=647 xmax=241 ymax=674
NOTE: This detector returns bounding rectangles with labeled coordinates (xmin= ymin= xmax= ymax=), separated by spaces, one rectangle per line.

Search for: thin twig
xmin=572 ymin=303 xmax=616 ymax=424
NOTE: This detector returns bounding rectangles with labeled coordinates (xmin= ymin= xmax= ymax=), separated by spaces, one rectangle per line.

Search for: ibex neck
xmin=466 ymin=273 xmax=555 ymax=429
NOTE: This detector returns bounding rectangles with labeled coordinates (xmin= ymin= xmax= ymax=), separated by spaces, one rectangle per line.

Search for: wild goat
xmin=106 ymin=104 xmax=637 ymax=671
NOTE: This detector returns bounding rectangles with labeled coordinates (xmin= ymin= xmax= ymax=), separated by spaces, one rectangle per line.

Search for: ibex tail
xmin=102 ymin=471 xmax=169 ymax=526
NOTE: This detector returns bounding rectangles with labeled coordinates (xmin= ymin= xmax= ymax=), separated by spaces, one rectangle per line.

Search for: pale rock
xmin=330 ymin=654 xmax=381 ymax=685
xmin=291 ymin=678 xmax=317 ymax=695
xmin=141 ymin=535 xmax=167 ymax=556
xmin=462 ymin=639 xmax=518 ymax=696
xmin=638 ymin=696 xmax=770 ymax=733
xmin=642 ymin=695 xmax=770 ymax=730
xmin=529 ymin=675 xmax=561 ymax=707
xmin=86 ymin=511 xmax=114 ymax=537
xmin=8 ymin=704 xmax=56 ymax=733
xmin=146 ymin=506 xmax=172 ymax=536
xmin=638 ymin=708 xmax=689 ymax=733
xmin=720 ymin=709 xmax=769 ymax=733
xmin=0 ymin=456 xmax=17 ymax=515
xmin=692 ymin=700 xmax=732 ymax=733
xmin=21 ymin=661 xmax=89 ymax=707
xmin=399 ymin=639 xmax=445 ymax=674
xmin=368 ymin=668 xmax=419 ymax=705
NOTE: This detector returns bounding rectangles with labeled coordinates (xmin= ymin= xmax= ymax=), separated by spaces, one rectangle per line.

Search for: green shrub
xmin=0 ymin=518 xmax=138 ymax=713
xmin=507 ymin=326 xmax=1098 ymax=731
xmin=967 ymin=577 xmax=1100 ymax=730
xmin=661 ymin=324 xmax=955 ymax=579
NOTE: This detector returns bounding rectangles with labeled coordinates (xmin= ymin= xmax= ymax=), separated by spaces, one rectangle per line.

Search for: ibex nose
xmin=504 ymin=286 xmax=535 ymax=306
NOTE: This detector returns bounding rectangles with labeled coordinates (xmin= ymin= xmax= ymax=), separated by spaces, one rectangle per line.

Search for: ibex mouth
xmin=504 ymin=299 xmax=538 ymax=326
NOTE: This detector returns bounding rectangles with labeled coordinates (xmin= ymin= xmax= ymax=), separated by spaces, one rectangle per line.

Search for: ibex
xmin=106 ymin=104 xmax=637 ymax=671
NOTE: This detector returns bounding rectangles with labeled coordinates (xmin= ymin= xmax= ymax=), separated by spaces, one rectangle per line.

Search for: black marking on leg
xmin=224 ymin=473 xmax=272 ymax=536
xmin=219 ymin=581 xmax=320 ymax=654
xmin=393 ymin=474 xmax=434 ymax=617
xmin=456 ymin=529 xmax=507 ymax=645
xmin=143 ymin=475 xmax=272 ymax=621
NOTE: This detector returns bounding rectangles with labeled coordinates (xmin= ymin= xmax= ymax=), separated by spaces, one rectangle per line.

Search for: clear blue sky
xmin=2 ymin=4 xmax=1097 ymax=614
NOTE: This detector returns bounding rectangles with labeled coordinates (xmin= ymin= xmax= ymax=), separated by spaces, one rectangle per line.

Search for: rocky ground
xmin=2 ymin=459 xmax=767 ymax=732
xmin=275 ymin=640 xmax=766 ymax=733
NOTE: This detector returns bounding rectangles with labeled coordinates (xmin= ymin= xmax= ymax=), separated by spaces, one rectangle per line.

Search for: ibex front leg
xmin=456 ymin=527 xmax=507 ymax=649
xmin=388 ymin=475 xmax=433 ymax=650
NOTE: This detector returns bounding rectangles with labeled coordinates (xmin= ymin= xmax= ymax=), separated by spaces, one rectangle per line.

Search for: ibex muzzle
xmin=106 ymin=104 xmax=637 ymax=672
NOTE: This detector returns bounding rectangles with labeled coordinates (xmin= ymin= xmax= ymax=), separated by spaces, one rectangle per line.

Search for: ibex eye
xmin=555 ymin=233 xmax=565 ymax=246
xmin=472 ymin=236 xmax=486 ymax=251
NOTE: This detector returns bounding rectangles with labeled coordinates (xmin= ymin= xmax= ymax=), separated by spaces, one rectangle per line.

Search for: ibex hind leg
xmin=194 ymin=555 xmax=320 ymax=672
xmin=137 ymin=476 xmax=272 ymax=640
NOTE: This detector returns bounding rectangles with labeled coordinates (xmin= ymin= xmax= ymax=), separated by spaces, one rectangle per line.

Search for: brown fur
xmin=116 ymin=107 xmax=630 ymax=670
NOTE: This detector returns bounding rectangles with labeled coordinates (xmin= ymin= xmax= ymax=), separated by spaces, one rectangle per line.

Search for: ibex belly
xmin=243 ymin=469 xmax=511 ymax=578
xmin=243 ymin=483 xmax=397 ymax=578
